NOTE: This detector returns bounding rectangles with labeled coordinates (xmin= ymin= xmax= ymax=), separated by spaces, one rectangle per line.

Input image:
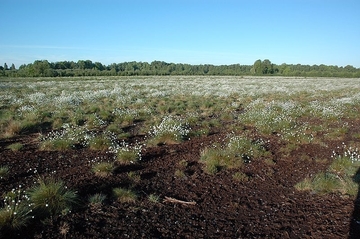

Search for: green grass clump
xmin=294 ymin=178 xmax=313 ymax=191
xmin=148 ymin=194 xmax=160 ymax=203
xmin=177 ymin=159 xmax=188 ymax=169
xmin=88 ymin=193 xmax=106 ymax=204
xmin=6 ymin=143 xmax=23 ymax=151
xmin=328 ymin=155 xmax=353 ymax=175
xmin=28 ymin=178 xmax=77 ymax=217
xmin=200 ymin=148 xmax=223 ymax=174
xmin=116 ymin=149 xmax=140 ymax=165
xmin=0 ymin=187 xmax=33 ymax=232
xmin=3 ymin=121 xmax=22 ymax=138
xmin=0 ymin=166 xmax=9 ymax=179
xmin=148 ymin=116 xmax=190 ymax=145
xmin=295 ymin=147 xmax=360 ymax=196
xmin=200 ymin=145 xmax=243 ymax=174
xmin=232 ymin=172 xmax=249 ymax=182
xmin=174 ymin=169 xmax=187 ymax=179
xmin=127 ymin=171 xmax=141 ymax=184
xmin=226 ymin=136 xmax=269 ymax=162
xmin=92 ymin=162 xmax=114 ymax=178
xmin=200 ymin=135 xmax=269 ymax=174
xmin=106 ymin=123 xmax=124 ymax=135
xmin=113 ymin=188 xmax=137 ymax=203
xmin=89 ymin=136 xmax=112 ymax=151
xmin=39 ymin=139 xmax=73 ymax=151
xmin=88 ymin=193 xmax=107 ymax=208
xmin=39 ymin=124 xmax=94 ymax=150
xmin=311 ymin=172 xmax=341 ymax=194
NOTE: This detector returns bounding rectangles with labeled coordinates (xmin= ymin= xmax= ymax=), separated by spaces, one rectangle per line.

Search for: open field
xmin=1 ymin=76 xmax=360 ymax=238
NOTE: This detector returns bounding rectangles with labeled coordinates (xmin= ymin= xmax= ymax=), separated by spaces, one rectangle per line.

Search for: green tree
xmin=77 ymin=60 xmax=86 ymax=70
xmin=4 ymin=63 xmax=8 ymax=70
xmin=94 ymin=62 xmax=105 ymax=71
xmin=252 ymin=59 xmax=262 ymax=75
xmin=261 ymin=59 xmax=273 ymax=74
xmin=33 ymin=60 xmax=51 ymax=76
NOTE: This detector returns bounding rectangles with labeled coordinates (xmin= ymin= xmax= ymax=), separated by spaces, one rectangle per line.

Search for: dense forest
xmin=1 ymin=59 xmax=360 ymax=78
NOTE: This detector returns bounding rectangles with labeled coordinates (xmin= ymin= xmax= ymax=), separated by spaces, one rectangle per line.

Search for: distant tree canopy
xmin=1 ymin=59 xmax=359 ymax=78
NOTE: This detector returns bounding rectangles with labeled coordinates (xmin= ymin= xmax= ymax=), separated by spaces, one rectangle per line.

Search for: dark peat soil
xmin=1 ymin=130 xmax=360 ymax=239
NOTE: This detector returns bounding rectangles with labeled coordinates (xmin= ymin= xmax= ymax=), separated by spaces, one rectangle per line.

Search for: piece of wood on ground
xmin=163 ymin=196 xmax=196 ymax=205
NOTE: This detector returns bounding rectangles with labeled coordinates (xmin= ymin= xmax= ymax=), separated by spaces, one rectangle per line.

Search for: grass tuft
xmin=39 ymin=139 xmax=73 ymax=151
xmin=127 ymin=171 xmax=141 ymax=184
xmin=232 ymin=172 xmax=249 ymax=182
xmin=0 ymin=166 xmax=9 ymax=180
xmin=92 ymin=162 xmax=114 ymax=178
xmin=3 ymin=121 xmax=22 ymax=138
xmin=0 ymin=187 xmax=33 ymax=231
xmin=6 ymin=143 xmax=23 ymax=152
xmin=116 ymin=149 xmax=140 ymax=165
xmin=295 ymin=146 xmax=360 ymax=196
xmin=174 ymin=169 xmax=187 ymax=179
xmin=28 ymin=178 xmax=77 ymax=217
xmin=294 ymin=177 xmax=313 ymax=191
xmin=89 ymin=136 xmax=112 ymax=151
xmin=311 ymin=172 xmax=341 ymax=194
xmin=113 ymin=187 xmax=137 ymax=203
xmin=148 ymin=116 xmax=190 ymax=145
xmin=148 ymin=194 xmax=160 ymax=203
xmin=88 ymin=193 xmax=106 ymax=208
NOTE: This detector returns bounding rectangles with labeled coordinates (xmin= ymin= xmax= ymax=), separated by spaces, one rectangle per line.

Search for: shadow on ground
xmin=349 ymin=167 xmax=360 ymax=238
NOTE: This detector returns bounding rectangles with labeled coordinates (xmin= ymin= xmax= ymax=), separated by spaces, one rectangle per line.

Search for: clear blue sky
xmin=1 ymin=0 xmax=360 ymax=68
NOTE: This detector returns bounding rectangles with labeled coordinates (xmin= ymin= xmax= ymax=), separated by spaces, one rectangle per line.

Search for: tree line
xmin=1 ymin=59 xmax=360 ymax=78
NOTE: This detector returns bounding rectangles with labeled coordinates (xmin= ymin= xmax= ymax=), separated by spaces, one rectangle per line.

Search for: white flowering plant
xmin=295 ymin=143 xmax=360 ymax=196
xmin=39 ymin=123 xmax=95 ymax=150
xmin=111 ymin=140 xmax=143 ymax=165
xmin=148 ymin=115 xmax=190 ymax=145
xmin=0 ymin=186 xmax=34 ymax=231
xmin=200 ymin=134 xmax=271 ymax=174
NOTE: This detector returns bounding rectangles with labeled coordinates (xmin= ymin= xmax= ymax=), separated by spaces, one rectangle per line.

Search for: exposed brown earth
xmin=1 ymin=126 xmax=360 ymax=238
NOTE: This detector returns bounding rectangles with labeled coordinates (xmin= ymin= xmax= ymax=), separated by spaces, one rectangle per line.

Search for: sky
xmin=1 ymin=0 xmax=360 ymax=68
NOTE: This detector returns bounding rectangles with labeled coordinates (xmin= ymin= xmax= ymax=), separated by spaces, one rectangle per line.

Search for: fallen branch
xmin=163 ymin=196 xmax=196 ymax=205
